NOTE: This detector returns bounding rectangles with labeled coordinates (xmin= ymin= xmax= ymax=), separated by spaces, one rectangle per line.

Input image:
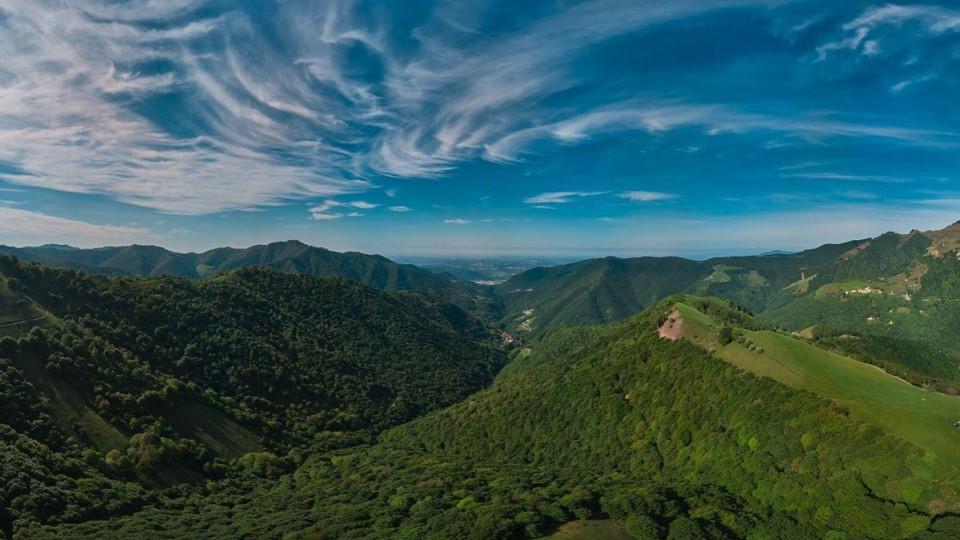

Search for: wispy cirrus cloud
xmin=0 ymin=0 xmax=377 ymax=214
xmin=816 ymin=4 xmax=960 ymax=64
xmin=388 ymin=205 xmax=412 ymax=212
xmin=891 ymin=74 xmax=935 ymax=93
xmin=444 ymin=218 xmax=470 ymax=225
xmin=368 ymin=0 xmax=786 ymax=177
xmin=1 ymin=0 xmax=957 ymax=231
xmin=0 ymin=0 xmax=803 ymax=215
xmin=619 ymin=191 xmax=676 ymax=202
xmin=485 ymin=104 xmax=958 ymax=162
xmin=523 ymin=191 xmax=608 ymax=205
xmin=846 ymin=4 xmax=960 ymax=34
xmin=784 ymin=172 xmax=912 ymax=184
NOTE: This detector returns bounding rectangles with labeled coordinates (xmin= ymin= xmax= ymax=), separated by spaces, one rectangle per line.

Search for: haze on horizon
xmin=1 ymin=0 xmax=958 ymax=257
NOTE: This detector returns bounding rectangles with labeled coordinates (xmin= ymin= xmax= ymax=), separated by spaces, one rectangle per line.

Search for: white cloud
xmin=523 ymin=191 xmax=607 ymax=204
xmin=525 ymin=190 xmax=673 ymax=207
xmin=846 ymin=5 xmax=960 ymax=34
xmin=0 ymin=1 xmax=383 ymax=214
xmin=817 ymin=4 xmax=960 ymax=61
xmin=309 ymin=212 xmax=343 ymax=221
xmin=309 ymin=199 xmax=376 ymax=220
xmin=485 ymin=104 xmax=957 ymax=162
xmin=815 ymin=26 xmax=870 ymax=61
xmin=349 ymin=201 xmax=379 ymax=210
xmin=0 ymin=207 xmax=150 ymax=246
xmin=784 ymin=172 xmax=911 ymax=184
xmin=311 ymin=200 xmax=343 ymax=214
xmin=837 ymin=190 xmax=878 ymax=200
xmin=0 ymin=0 xmax=950 ymax=219
xmin=619 ymin=191 xmax=676 ymax=202
xmin=389 ymin=205 xmax=412 ymax=212
xmin=444 ymin=218 xmax=471 ymax=225
xmin=891 ymin=74 xmax=934 ymax=93
xmin=366 ymin=0 xmax=786 ymax=177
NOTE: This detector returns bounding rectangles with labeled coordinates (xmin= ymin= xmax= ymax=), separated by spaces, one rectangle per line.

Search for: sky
xmin=0 ymin=0 xmax=959 ymax=258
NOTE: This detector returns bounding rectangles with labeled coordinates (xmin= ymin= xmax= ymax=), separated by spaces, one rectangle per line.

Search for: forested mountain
xmin=495 ymin=239 xmax=860 ymax=337
xmin=25 ymin=296 xmax=960 ymax=539
xmin=0 ymin=255 xmax=505 ymax=536
xmin=497 ymin=223 xmax=960 ymax=358
xmin=0 ymin=241 xmax=500 ymax=319
xmin=761 ymin=225 xmax=960 ymax=356
xmin=20 ymin=220 xmax=959 ymax=345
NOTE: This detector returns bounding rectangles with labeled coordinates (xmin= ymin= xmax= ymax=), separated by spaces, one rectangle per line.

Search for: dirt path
xmin=658 ymin=309 xmax=684 ymax=341
xmin=0 ymin=314 xmax=45 ymax=329
xmin=0 ymin=294 xmax=53 ymax=329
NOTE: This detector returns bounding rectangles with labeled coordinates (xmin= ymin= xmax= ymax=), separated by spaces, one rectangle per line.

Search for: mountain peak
xmin=273 ymin=239 xmax=309 ymax=247
xmin=924 ymin=220 xmax=960 ymax=256
xmin=36 ymin=243 xmax=78 ymax=251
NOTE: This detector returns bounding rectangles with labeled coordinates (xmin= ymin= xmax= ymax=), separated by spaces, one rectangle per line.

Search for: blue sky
xmin=0 ymin=0 xmax=959 ymax=257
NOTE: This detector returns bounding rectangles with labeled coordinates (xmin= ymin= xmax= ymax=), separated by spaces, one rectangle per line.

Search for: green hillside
xmin=494 ymin=223 xmax=960 ymax=393
xmin=27 ymin=297 xmax=960 ymax=539
xmin=666 ymin=298 xmax=960 ymax=482
xmin=799 ymin=329 xmax=960 ymax=394
xmin=722 ymin=330 xmax=960 ymax=467
xmin=761 ymin=225 xmax=960 ymax=355
xmin=0 ymin=255 xmax=506 ymax=536
xmin=495 ymin=256 xmax=705 ymax=337
xmin=495 ymin=239 xmax=860 ymax=337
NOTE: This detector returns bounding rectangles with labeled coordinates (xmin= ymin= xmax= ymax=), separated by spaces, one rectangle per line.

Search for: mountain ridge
xmin=0 ymin=240 xmax=501 ymax=319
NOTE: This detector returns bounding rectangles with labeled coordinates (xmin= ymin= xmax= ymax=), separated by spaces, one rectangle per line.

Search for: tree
xmin=718 ymin=326 xmax=734 ymax=345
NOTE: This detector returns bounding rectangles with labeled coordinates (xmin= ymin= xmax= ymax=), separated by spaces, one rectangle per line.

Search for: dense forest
xmin=0 ymin=255 xmax=505 ymax=536
xmin=20 ymin=297 xmax=960 ymax=539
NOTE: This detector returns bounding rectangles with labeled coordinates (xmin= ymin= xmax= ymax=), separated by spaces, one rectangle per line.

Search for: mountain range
xmin=0 ymin=240 xmax=500 ymax=320
xmin=4 ymin=221 xmax=960 ymax=538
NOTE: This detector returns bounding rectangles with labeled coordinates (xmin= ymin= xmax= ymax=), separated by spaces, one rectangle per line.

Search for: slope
xmin=495 ymin=221 xmax=960 ymax=393
xmin=0 ymin=273 xmax=52 ymax=338
xmin=0 ymin=255 xmax=507 ymax=536
xmin=665 ymin=296 xmax=960 ymax=478
xmin=761 ymin=223 xmax=960 ymax=355
xmin=31 ymin=298 xmax=960 ymax=539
